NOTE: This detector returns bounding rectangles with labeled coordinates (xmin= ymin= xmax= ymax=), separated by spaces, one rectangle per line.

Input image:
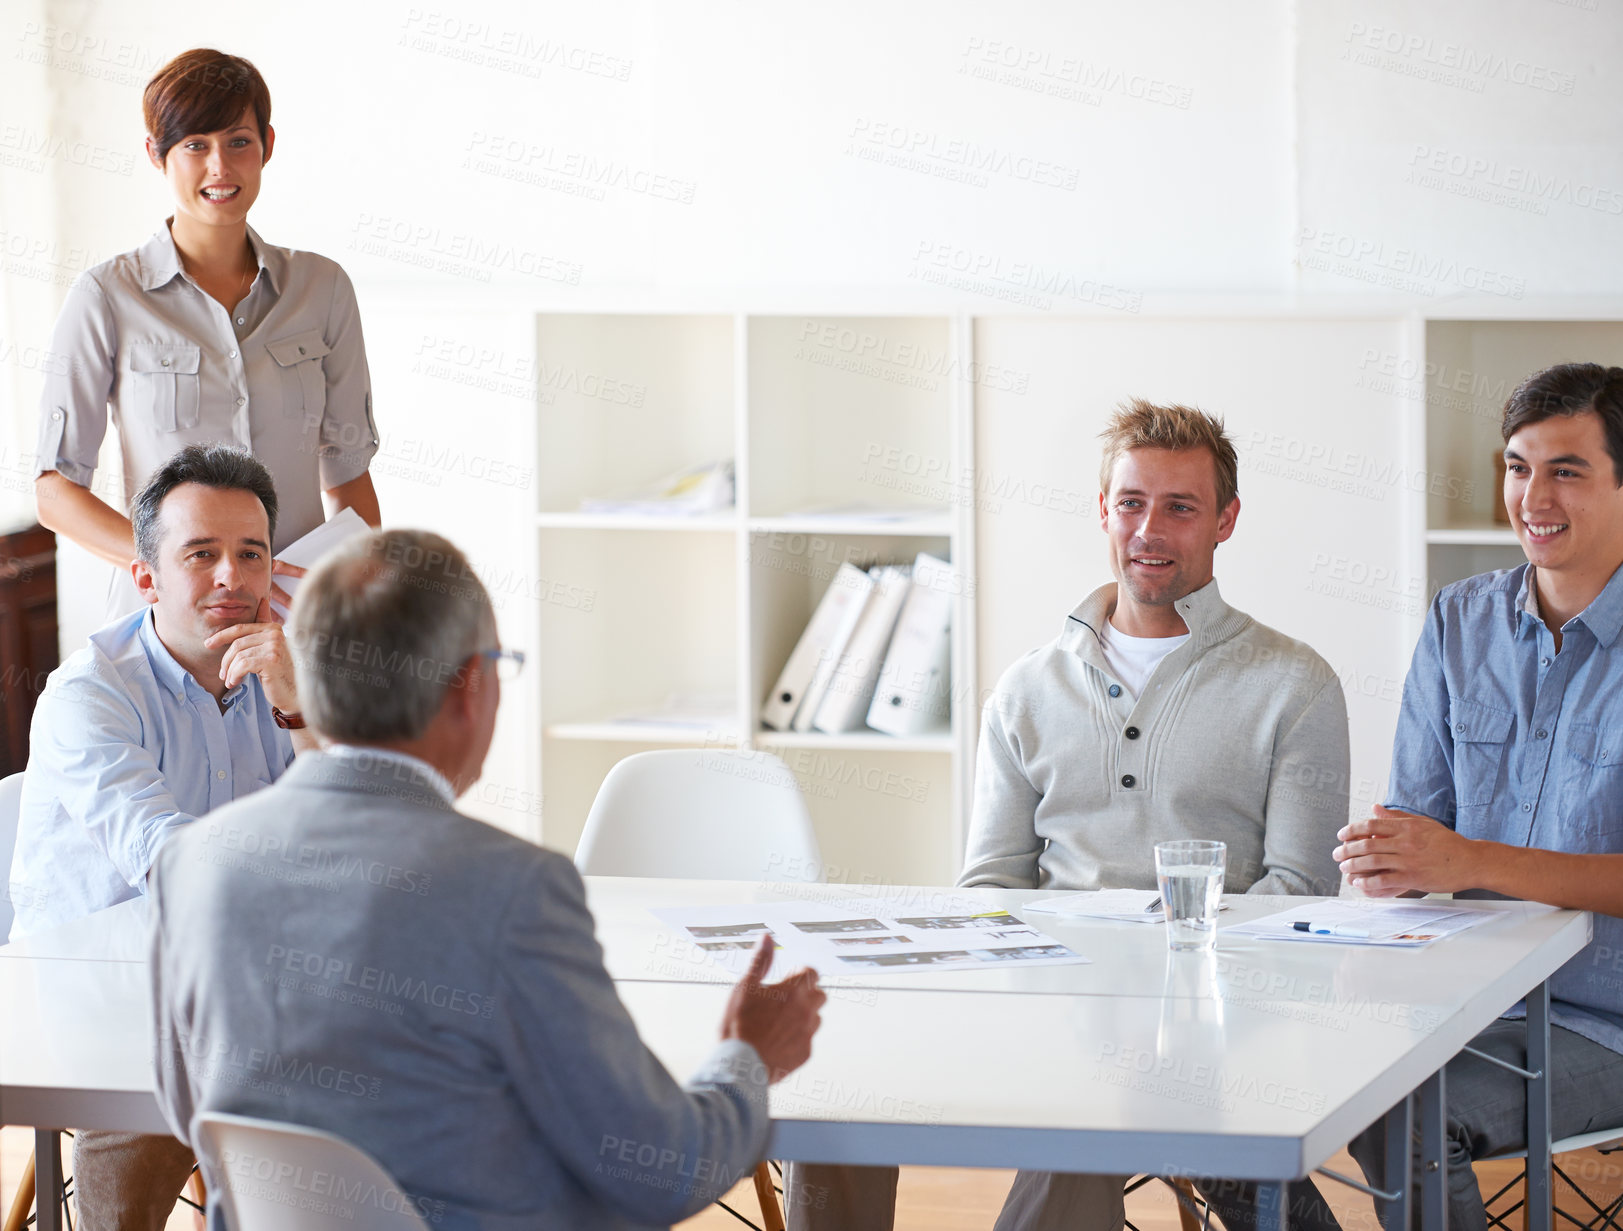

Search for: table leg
xmin=1419 ymin=1068 xmax=1448 ymax=1231
xmin=1255 ymin=1180 xmax=1287 ymax=1231
xmin=1526 ymin=981 xmax=1552 ymax=1231
xmin=1382 ymin=1092 xmax=1414 ymax=1231
xmin=32 ymin=1129 xmax=62 ymax=1231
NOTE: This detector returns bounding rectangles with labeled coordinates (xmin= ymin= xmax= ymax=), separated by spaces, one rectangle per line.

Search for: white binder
xmin=812 ymin=566 xmax=913 ymax=734
xmin=760 ymin=563 xmax=875 ymax=731
xmin=867 ymin=553 xmax=954 ymax=736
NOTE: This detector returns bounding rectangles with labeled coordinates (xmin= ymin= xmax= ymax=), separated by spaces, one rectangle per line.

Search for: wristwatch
xmin=272 ymin=706 xmax=306 ymax=730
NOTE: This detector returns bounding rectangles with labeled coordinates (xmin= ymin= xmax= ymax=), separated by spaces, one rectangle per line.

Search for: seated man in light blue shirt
xmin=1330 ymin=363 xmax=1623 ymax=1231
xmin=8 ymin=442 xmax=310 ymax=1231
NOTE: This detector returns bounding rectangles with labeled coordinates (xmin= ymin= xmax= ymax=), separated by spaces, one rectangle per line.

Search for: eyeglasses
xmin=479 ymin=648 xmax=527 ymax=681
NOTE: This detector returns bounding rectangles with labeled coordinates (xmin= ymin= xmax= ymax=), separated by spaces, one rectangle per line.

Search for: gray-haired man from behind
xmin=148 ymin=529 xmax=826 ymax=1229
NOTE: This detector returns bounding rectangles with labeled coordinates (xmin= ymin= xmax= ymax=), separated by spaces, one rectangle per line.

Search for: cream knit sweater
xmin=959 ymin=579 xmax=1348 ymax=897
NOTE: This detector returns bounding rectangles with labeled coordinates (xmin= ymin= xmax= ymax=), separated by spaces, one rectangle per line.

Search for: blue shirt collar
xmin=136 ymin=607 xmax=246 ymax=706
xmin=1515 ymin=562 xmax=1623 ymax=649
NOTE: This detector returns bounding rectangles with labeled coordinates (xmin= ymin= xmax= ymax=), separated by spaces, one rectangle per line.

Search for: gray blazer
xmin=150 ymin=751 xmax=769 ymax=1231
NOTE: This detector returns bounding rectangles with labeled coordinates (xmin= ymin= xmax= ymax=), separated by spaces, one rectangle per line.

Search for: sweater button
xmin=1108 ymin=685 xmax=1122 ymax=698
xmin=1121 ymin=774 xmax=1136 ymax=789
xmin=1125 ymin=726 xmax=1140 ymax=740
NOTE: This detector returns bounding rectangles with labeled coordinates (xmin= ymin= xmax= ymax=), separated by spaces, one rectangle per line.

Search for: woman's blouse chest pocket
xmin=267 ymin=329 xmax=331 ymax=423
xmin=127 ymin=341 xmax=201 ymax=432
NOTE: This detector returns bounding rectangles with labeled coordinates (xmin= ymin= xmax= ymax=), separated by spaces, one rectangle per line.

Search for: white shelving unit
xmin=533 ymin=313 xmax=975 ymax=885
xmin=1407 ymin=317 xmax=1623 ymax=643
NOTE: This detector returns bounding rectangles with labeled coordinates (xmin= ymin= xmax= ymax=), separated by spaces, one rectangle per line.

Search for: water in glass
xmin=1157 ymin=863 xmax=1224 ymax=950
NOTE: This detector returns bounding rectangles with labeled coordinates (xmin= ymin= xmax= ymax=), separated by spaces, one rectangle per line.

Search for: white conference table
xmin=0 ymin=880 xmax=1593 ymax=1231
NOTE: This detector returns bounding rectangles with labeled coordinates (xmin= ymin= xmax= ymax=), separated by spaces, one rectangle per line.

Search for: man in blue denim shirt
xmin=1333 ymin=363 xmax=1623 ymax=1231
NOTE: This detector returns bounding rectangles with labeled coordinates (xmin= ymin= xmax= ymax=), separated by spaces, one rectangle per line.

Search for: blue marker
xmin=1292 ymin=920 xmax=1372 ymax=939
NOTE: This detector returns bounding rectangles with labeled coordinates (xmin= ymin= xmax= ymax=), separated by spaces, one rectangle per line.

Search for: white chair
xmin=576 ymin=748 xmax=822 ymax=1231
xmin=193 ymin=1112 xmax=432 ymax=1230
xmin=1483 ymin=1127 xmax=1623 ymax=1231
xmin=0 ymin=770 xmax=25 ymax=941
xmin=575 ymin=748 xmax=821 ymax=882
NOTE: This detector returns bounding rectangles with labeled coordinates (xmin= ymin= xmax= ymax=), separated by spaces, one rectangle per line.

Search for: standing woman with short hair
xmin=34 ymin=48 xmax=382 ymax=615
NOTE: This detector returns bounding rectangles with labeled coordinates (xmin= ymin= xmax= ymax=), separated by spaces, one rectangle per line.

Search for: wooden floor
xmin=6 ymin=1126 xmax=1615 ymax=1231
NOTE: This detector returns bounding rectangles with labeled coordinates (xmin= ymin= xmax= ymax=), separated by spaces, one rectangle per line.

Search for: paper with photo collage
xmin=652 ymin=896 xmax=1091 ymax=978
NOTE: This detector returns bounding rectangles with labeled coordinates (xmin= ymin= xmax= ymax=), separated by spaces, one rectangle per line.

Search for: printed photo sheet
xmin=651 ymin=896 xmax=1090 ymax=978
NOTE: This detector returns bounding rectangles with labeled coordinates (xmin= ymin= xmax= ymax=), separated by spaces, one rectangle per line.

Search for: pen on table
xmin=1291 ymin=921 xmax=1372 ymax=939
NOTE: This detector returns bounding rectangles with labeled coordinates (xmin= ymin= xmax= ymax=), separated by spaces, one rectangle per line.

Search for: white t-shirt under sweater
xmin=1098 ymin=618 xmax=1188 ymax=699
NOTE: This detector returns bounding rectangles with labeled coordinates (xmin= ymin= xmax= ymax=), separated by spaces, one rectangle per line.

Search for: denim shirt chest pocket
xmin=128 ymin=342 xmax=201 ymax=431
xmin=1564 ymin=722 xmax=1623 ymax=839
xmin=267 ymin=329 xmax=331 ymax=421
xmin=1449 ymin=696 xmax=1515 ymax=808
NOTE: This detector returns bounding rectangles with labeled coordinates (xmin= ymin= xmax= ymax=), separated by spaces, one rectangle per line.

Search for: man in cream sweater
xmin=787 ymin=399 xmax=1350 ymax=1231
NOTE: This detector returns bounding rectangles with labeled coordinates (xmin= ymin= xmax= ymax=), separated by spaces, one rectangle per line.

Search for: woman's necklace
xmin=182 ymin=248 xmax=255 ymax=311
xmin=229 ymin=258 xmax=255 ymax=311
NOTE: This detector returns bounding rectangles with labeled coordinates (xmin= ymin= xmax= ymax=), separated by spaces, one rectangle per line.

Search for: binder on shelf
xmin=812 ymin=566 xmax=913 ymax=734
xmin=760 ymin=563 xmax=875 ymax=731
xmin=789 ymin=565 xmax=878 ymax=733
xmin=867 ymin=552 xmax=954 ymax=737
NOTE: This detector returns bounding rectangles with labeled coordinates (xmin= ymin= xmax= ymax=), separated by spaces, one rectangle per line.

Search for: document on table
xmin=652 ymin=897 xmax=1090 ymax=977
xmin=1024 ymin=889 xmax=1230 ymax=924
xmin=1224 ymin=899 xmax=1500 ymax=946
xmin=269 ymin=507 xmax=372 ymax=621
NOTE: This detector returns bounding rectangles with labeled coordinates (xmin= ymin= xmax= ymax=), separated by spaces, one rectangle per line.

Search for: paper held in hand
xmin=1223 ymin=899 xmax=1503 ymax=947
xmin=269 ymin=507 xmax=372 ymax=622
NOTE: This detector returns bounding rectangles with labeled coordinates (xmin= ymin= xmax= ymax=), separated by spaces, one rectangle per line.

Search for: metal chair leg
xmin=2 ymin=1151 xmax=35 ymax=1231
xmin=187 ymin=1166 xmax=208 ymax=1229
xmin=752 ymin=1161 xmax=786 ymax=1231
xmin=1171 ymin=1178 xmax=1204 ymax=1231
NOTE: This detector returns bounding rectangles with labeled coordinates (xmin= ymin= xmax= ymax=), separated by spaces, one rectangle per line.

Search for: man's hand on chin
xmin=1334 ymin=805 xmax=1479 ymax=897
xmin=204 ymin=597 xmax=300 ymax=711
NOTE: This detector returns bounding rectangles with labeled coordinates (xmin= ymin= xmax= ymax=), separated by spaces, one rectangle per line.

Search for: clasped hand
xmin=1335 ymin=805 xmax=1476 ymax=896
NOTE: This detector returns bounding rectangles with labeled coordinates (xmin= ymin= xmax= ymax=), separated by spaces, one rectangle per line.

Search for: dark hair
xmin=1502 ymin=363 xmax=1623 ymax=487
xmin=291 ymin=530 xmax=495 ymax=743
xmin=131 ymin=445 xmax=278 ymax=566
xmin=143 ymin=49 xmax=271 ymax=164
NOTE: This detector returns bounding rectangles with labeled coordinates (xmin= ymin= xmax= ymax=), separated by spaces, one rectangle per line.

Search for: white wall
xmin=4 ymin=0 xmax=1621 ymax=848
xmin=974 ymin=317 xmax=1414 ymax=823
xmin=1296 ymin=0 xmax=1623 ymax=300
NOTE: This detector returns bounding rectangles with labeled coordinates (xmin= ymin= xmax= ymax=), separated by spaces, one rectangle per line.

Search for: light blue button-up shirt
xmin=7 ymin=608 xmax=293 ymax=940
xmin=1390 ymin=561 xmax=1623 ymax=1053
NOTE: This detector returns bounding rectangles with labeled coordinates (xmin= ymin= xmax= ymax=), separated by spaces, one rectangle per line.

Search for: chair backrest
xmin=193 ymin=1112 xmax=434 ymax=1230
xmin=0 ymin=771 xmax=26 ymax=940
xmin=575 ymin=749 xmax=821 ymax=881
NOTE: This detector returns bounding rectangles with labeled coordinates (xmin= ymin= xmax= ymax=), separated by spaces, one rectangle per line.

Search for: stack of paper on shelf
xmin=867 ymin=552 xmax=954 ymax=736
xmin=579 ymin=459 xmax=735 ymax=516
xmin=783 ymin=503 xmax=949 ymax=527
xmin=760 ymin=563 xmax=875 ymax=731
xmin=606 ymin=694 xmax=738 ymax=734
xmin=811 ymin=565 xmax=913 ymax=733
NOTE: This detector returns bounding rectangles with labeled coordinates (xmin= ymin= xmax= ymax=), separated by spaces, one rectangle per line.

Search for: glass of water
xmin=1154 ymin=840 xmax=1226 ymax=951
